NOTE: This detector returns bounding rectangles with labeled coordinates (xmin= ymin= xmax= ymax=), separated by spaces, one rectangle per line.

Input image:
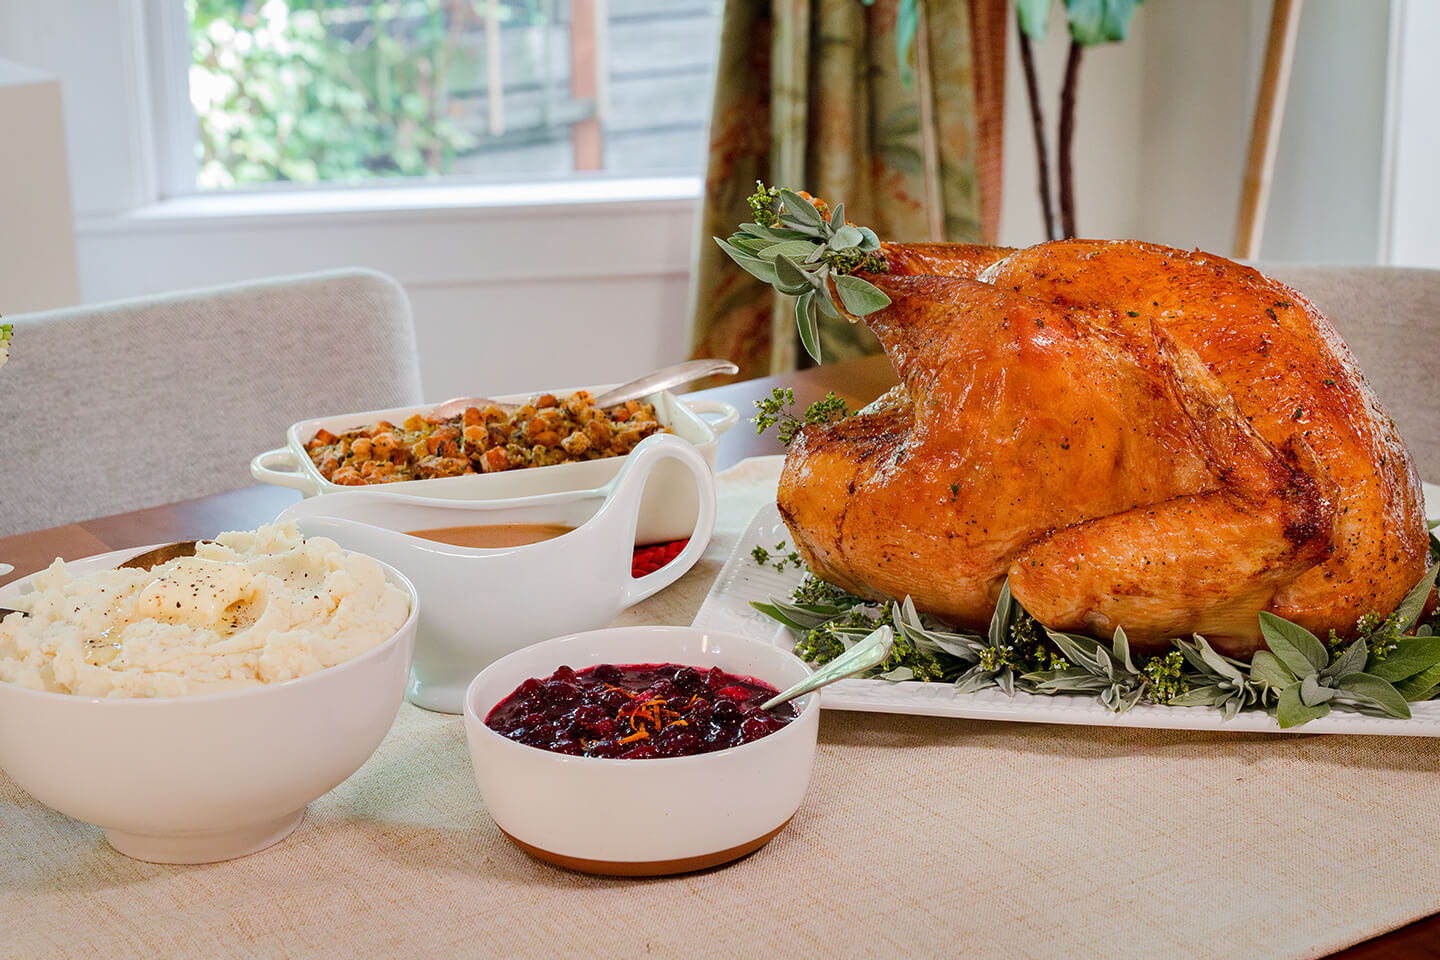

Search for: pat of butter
xmin=136 ymin=557 xmax=255 ymax=626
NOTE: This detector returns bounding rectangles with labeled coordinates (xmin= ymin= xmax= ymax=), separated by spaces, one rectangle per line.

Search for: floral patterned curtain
xmin=687 ymin=0 xmax=1004 ymax=378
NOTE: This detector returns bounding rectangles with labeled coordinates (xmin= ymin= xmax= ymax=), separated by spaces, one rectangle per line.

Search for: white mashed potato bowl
xmin=0 ymin=544 xmax=419 ymax=864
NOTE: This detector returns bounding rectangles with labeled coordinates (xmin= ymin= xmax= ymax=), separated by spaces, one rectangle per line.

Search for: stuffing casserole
xmin=304 ymin=391 xmax=668 ymax=485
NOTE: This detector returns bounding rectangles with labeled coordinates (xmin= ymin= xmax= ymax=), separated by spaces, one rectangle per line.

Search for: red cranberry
xmin=655 ymin=729 xmax=700 ymax=757
xmin=542 ymin=679 xmax=578 ymax=702
xmin=599 ymin=688 xmax=631 ymax=711
xmin=591 ymin=718 xmax=617 ymax=739
xmin=671 ymin=666 xmax=703 ymax=692
xmin=739 ymin=715 xmax=774 ymax=741
xmin=589 ymin=740 xmax=627 ymax=759
xmin=570 ymin=704 xmax=604 ymax=728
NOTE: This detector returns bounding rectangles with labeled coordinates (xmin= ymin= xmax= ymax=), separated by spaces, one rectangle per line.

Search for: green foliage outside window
xmin=188 ymin=0 xmax=489 ymax=188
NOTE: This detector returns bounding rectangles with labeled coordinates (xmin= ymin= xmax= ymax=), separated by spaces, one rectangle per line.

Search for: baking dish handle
xmin=679 ymin=399 xmax=740 ymax=437
xmin=250 ymin=448 xmax=321 ymax=496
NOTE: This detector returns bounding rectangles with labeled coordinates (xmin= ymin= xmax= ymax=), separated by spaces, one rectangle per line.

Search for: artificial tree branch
xmin=1057 ymin=37 xmax=1084 ymax=239
xmin=1016 ymin=14 xmax=1058 ymax=242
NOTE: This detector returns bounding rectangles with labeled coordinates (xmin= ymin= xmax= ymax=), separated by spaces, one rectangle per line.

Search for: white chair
xmin=0 ymin=269 xmax=422 ymax=536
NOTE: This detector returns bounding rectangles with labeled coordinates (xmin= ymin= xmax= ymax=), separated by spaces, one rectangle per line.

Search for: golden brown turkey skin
xmin=779 ymin=240 xmax=1428 ymax=658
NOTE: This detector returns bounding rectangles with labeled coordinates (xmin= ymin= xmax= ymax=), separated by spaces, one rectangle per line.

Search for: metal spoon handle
xmin=427 ymin=359 xmax=739 ymax=421
xmin=762 ymin=625 xmax=894 ymax=711
xmin=591 ymin=359 xmax=739 ymax=408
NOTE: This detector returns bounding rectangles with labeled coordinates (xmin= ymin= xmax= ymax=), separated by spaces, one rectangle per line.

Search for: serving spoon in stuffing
xmin=760 ymin=625 xmax=895 ymax=711
xmin=0 ymin=541 xmax=202 ymax=618
xmin=426 ymin=358 xmax=739 ymax=421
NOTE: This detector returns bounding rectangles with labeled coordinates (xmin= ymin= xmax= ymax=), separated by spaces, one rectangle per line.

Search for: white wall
xmin=0 ymin=0 xmax=1423 ymax=400
xmin=997 ymin=0 xmax=1146 ymax=245
xmin=1385 ymin=0 xmax=1440 ymax=268
xmin=0 ymin=61 xmax=80 ymax=313
xmin=1263 ymin=0 xmax=1392 ymax=263
xmin=1135 ymin=0 xmax=1396 ymax=262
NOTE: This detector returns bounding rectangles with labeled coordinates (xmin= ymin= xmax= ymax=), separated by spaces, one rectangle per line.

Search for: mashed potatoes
xmin=0 ymin=523 xmax=410 ymax=698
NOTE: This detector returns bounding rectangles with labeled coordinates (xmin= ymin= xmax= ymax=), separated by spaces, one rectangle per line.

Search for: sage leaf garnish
xmin=1366 ymin=636 xmax=1440 ymax=683
xmin=1300 ymin=673 xmax=1336 ymax=706
xmin=777 ymin=188 xmax=823 ymax=227
xmin=714 ymin=239 xmax=780 ymax=284
xmin=1321 ymin=638 xmax=1369 ymax=681
xmin=1258 ymin=612 xmax=1328 ymax=677
xmin=1248 ymin=650 xmax=1295 ymax=690
xmin=795 ymin=291 xmax=821 ymax=363
xmin=1393 ymin=661 xmax=1440 ymax=702
xmin=1334 ymin=673 xmax=1411 ymax=718
xmin=715 ymin=183 xmax=892 ymax=363
xmin=1277 ymin=683 xmax=1331 ymax=728
xmin=833 ymin=274 xmax=893 ymax=316
xmin=761 ymin=240 xmax=817 ymax=262
xmin=775 ymin=253 xmax=814 ymax=290
xmin=988 ymin=580 xmax=1014 ymax=649
xmin=1393 ymin=564 xmax=1439 ymax=635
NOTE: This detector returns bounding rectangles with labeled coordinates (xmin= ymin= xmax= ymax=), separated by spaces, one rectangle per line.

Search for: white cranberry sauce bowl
xmin=463 ymin=625 xmax=820 ymax=875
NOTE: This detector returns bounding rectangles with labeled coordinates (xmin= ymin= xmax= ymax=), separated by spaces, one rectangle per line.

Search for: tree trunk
xmin=1017 ymin=18 xmax=1057 ymax=242
xmin=1058 ymin=39 xmax=1083 ymax=239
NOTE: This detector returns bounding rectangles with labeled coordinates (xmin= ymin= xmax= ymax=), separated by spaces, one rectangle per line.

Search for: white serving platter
xmin=691 ymin=485 xmax=1440 ymax=737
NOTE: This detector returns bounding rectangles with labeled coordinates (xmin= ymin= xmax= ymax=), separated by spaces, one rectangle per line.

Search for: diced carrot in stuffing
xmin=480 ymin=447 xmax=510 ymax=472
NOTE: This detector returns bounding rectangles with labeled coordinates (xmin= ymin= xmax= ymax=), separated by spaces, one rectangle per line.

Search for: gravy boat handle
xmin=601 ymin=434 xmax=717 ymax=607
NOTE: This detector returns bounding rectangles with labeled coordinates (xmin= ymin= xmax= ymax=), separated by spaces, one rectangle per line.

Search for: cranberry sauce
xmin=485 ymin=663 xmax=799 ymax=759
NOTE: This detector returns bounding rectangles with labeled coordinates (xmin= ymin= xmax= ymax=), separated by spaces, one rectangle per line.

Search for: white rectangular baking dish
xmin=250 ymin=386 xmax=738 ymax=544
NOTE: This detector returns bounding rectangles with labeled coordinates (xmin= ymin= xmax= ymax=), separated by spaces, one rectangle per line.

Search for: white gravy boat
xmin=276 ymin=433 xmax=716 ymax=713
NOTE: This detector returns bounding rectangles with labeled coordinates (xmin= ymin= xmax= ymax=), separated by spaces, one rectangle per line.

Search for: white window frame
xmin=145 ymin=0 xmax=200 ymax=202
xmin=1378 ymin=0 xmax=1440 ymax=268
xmin=138 ymin=0 xmax=698 ymax=211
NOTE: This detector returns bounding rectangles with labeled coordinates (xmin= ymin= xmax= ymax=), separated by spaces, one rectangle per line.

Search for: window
xmin=180 ymin=0 xmax=721 ymax=192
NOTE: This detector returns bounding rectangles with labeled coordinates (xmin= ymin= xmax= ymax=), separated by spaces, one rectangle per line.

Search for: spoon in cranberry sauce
xmin=760 ymin=625 xmax=894 ymax=711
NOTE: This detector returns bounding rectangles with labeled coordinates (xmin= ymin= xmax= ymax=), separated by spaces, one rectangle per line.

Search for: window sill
xmin=76 ymin=176 xmax=703 ymax=235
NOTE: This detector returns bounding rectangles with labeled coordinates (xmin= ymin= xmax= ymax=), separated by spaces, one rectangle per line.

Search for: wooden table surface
xmin=0 ymin=354 xmax=1431 ymax=958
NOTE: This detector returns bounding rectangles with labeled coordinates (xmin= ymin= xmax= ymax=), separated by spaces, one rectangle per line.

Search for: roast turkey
xmin=779 ymin=239 xmax=1430 ymax=659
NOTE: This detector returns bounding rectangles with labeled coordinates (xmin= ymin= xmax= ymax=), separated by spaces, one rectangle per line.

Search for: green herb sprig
xmin=752 ymin=387 xmax=853 ymax=445
xmin=752 ymin=560 xmax=1440 ymax=729
xmin=0 ymin=322 xmax=10 ymax=369
xmin=715 ymin=183 xmax=891 ymax=363
xmin=752 ymin=541 xmax=802 ymax=575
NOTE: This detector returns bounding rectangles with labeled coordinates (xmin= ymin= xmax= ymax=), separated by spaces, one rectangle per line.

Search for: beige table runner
xmin=3 ymin=459 xmax=1438 ymax=959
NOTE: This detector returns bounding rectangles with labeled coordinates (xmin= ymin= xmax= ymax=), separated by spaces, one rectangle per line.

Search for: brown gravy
xmin=407 ymin=523 xmax=575 ymax=548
